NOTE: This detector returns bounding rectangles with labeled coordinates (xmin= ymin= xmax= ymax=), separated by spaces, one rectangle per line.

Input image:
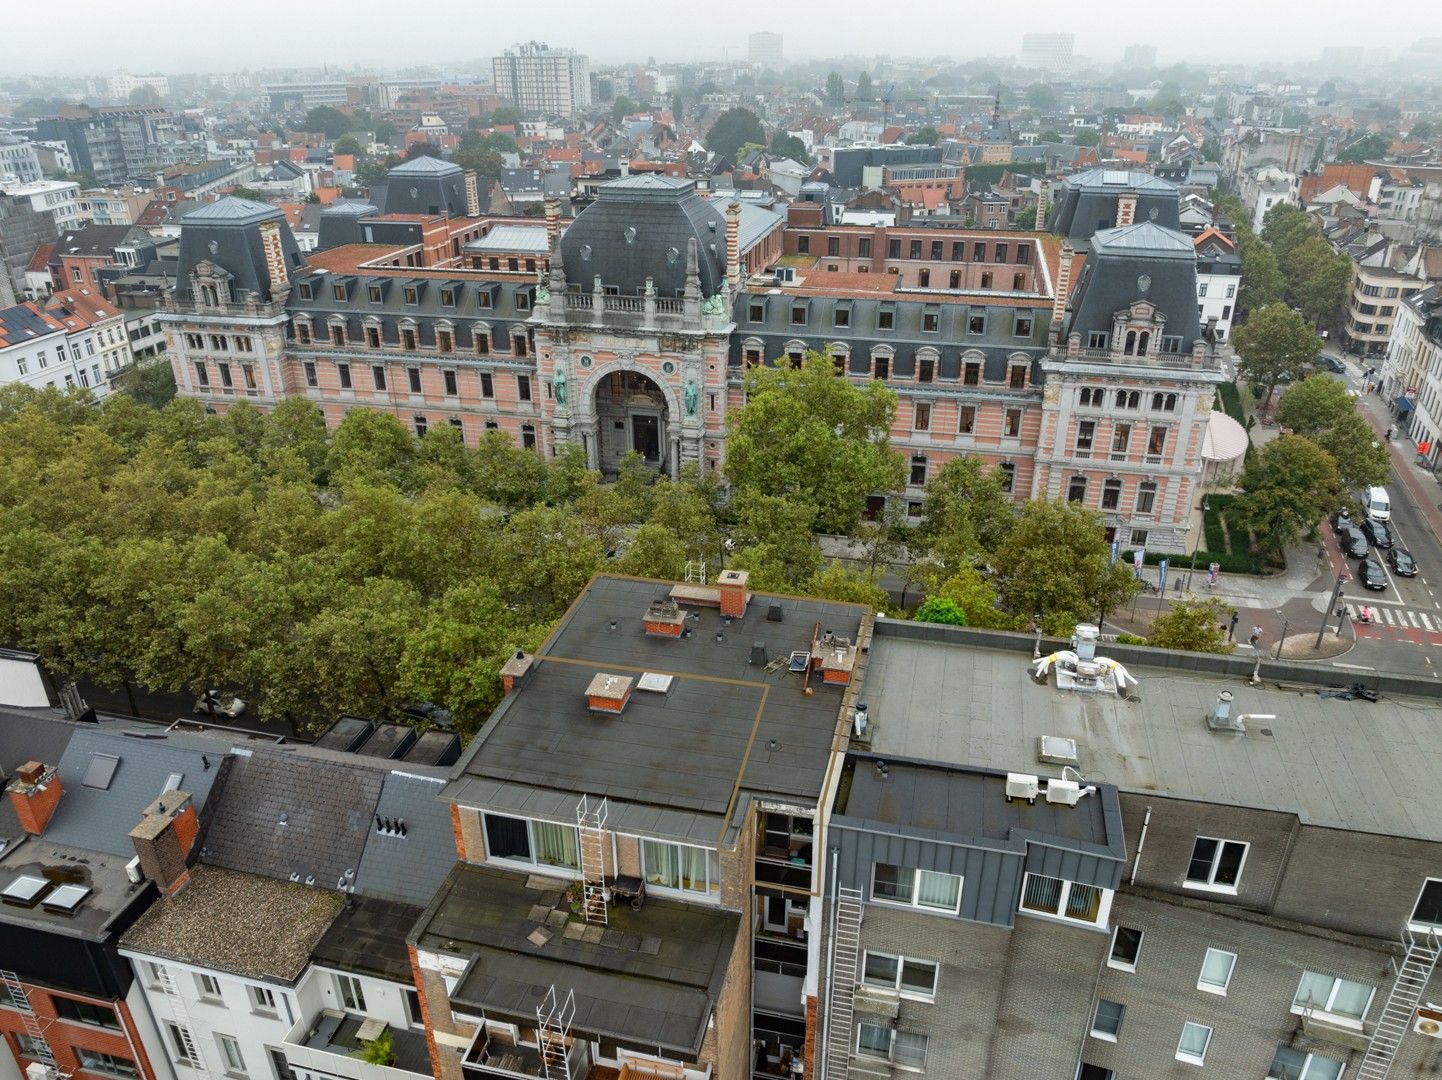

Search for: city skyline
xmin=6 ymin=0 xmax=1442 ymax=75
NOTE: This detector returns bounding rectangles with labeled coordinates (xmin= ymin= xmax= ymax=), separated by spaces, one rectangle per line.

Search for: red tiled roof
xmin=26 ymin=242 xmax=55 ymax=274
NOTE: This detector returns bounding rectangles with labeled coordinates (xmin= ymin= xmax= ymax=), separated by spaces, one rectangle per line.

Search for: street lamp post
xmin=1316 ymin=572 xmax=1349 ymax=649
xmin=1184 ymin=495 xmax=1211 ymax=591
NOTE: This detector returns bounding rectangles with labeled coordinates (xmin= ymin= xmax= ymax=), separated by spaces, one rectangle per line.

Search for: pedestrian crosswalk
xmin=1346 ymin=603 xmax=1438 ymax=631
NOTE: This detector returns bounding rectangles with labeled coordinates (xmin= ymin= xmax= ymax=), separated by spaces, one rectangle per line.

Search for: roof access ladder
xmin=576 ymin=795 xmax=609 ymax=926
xmin=154 ymin=962 xmax=213 ymax=1080
xmin=1356 ymin=927 xmax=1441 ymax=1080
xmin=1 ymin=969 xmax=73 ymax=1080
xmin=535 ymin=985 xmax=576 ymax=1080
xmin=821 ymin=887 xmax=865 ymax=1080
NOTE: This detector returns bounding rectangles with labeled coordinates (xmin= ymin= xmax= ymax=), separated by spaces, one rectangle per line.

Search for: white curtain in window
xmin=1199 ymin=949 xmax=1234 ymax=988
xmin=856 ymin=1023 xmax=890 ymax=1058
xmin=1294 ymin=971 xmax=1335 ymax=1011
xmin=1328 ymin=979 xmax=1372 ymax=1020
xmin=1178 ymin=1023 xmax=1210 ymax=1058
xmin=893 ymin=1032 xmax=927 ymax=1068
xmin=642 ymin=840 xmax=709 ymax=892
xmin=533 ymin=821 xmax=577 ymax=868
xmin=917 ymin=870 xmax=960 ymax=910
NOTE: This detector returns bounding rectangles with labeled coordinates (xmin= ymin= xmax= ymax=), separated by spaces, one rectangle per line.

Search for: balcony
xmin=284 ymin=1010 xmax=432 ymax=1080
xmin=462 ymin=1029 xmax=699 ymax=1080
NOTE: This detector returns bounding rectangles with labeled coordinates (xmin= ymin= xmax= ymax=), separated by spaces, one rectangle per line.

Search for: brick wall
xmin=0 ymin=985 xmax=155 ymax=1080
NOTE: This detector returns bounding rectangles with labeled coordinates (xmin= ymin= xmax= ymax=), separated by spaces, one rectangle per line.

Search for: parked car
xmin=1362 ymin=517 xmax=1395 ymax=549
xmin=1314 ymin=354 xmax=1346 ymax=374
xmin=195 ymin=690 xmax=246 ymax=718
xmin=1358 ymin=556 xmax=1388 ymax=591
xmin=398 ymin=700 xmax=454 ymax=728
xmin=1388 ymin=548 xmax=1418 ymax=577
xmin=1336 ymin=520 xmax=1370 ymax=559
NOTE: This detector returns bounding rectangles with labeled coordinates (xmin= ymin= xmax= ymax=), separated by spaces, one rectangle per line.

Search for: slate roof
xmin=467 ymin=223 xmax=549 ymax=254
xmin=1066 ymin=223 xmax=1204 ymax=345
xmin=182 ymin=196 xmax=279 ymax=224
xmin=388 ymin=155 xmax=462 ymax=177
xmin=120 ymin=864 xmax=344 ymax=982
xmin=353 ymin=771 xmax=455 ymax=905
xmin=174 ymin=198 xmax=303 ymax=303
xmin=200 ymin=748 xmax=385 ymax=887
xmin=54 ymin=224 xmax=144 ymax=258
xmin=1091 ymin=220 xmax=1197 ymax=257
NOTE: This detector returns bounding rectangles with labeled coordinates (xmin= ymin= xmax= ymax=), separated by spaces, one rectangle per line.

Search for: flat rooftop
xmin=0 ymin=837 xmax=148 ymax=940
xmin=446 ymin=576 xmax=866 ymax=835
xmin=415 ymin=863 xmax=739 ymax=1056
xmin=865 ymin=633 xmax=1442 ymax=842
xmin=838 ymin=753 xmax=1121 ymax=854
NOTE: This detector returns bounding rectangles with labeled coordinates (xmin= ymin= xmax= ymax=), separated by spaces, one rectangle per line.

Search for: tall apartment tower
xmin=1021 ymin=32 xmax=1076 ymax=77
xmin=492 ymin=41 xmax=592 ymax=118
xmin=748 ymin=31 xmax=784 ymax=68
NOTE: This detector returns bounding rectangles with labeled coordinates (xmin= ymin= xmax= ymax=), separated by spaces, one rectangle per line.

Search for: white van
xmin=1364 ymin=486 xmax=1391 ymax=522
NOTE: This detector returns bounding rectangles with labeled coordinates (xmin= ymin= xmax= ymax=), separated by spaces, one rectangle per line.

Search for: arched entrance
xmin=593 ymin=370 xmax=670 ymax=475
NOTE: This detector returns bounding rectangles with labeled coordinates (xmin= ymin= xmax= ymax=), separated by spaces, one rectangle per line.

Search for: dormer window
xmin=368 ymin=284 xmax=383 ymax=304
xmin=403 ymin=285 xmax=419 ymax=305
xmin=440 ymin=286 xmax=456 ymax=306
xmin=297 ymin=282 xmax=313 ymax=301
xmin=332 ymin=284 xmax=346 ymax=302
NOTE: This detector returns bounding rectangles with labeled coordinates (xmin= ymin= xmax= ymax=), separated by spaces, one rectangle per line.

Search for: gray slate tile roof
xmin=354 ymin=771 xmax=455 ymax=905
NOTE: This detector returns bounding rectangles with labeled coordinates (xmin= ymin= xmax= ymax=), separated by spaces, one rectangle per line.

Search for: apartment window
xmin=1146 ymin=425 xmax=1167 ymax=459
xmin=443 ymin=370 xmax=458 ymax=396
xmin=77 ymin=369 xmax=90 ymax=389
xmin=403 ymin=285 xmax=419 ymax=305
xmin=918 ymin=355 xmax=935 ymax=382
xmin=217 ymin=362 xmax=233 ymax=389
xmin=958 ymin=405 xmax=976 ymax=434
xmin=857 ymin=1024 xmax=927 ymax=1070
xmin=1197 ymin=949 xmax=1236 ymax=994
xmin=834 ymin=306 xmax=850 ymax=328
xmin=1110 ymin=423 xmax=1131 ymax=458
xmin=963 ymin=361 xmax=981 ymax=386
xmin=248 ymin=985 xmax=277 ymax=1014
xmin=1176 ymin=1023 xmax=1211 ymax=1065
xmin=407 ymin=367 xmax=422 ymax=394
xmin=641 ymin=839 xmax=716 ymax=895
xmin=1410 ymin=879 xmax=1442 ymax=930
xmin=414 ymin=415 xmax=428 ymax=438
xmin=878 ymin=308 xmax=894 ymax=330
xmin=858 ymin=237 xmax=871 ymax=258
xmin=517 ymin=374 xmax=532 ymax=401
xmin=437 ymin=329 xmax=454 ymax=353
xmin=827 ymin=236 xmax=840 ymax=257
xmin=887 ymin=238 xmax=901 ymax=259
xmin=403 ymin=988 xmax=423 ymax=1027
xmin=514 ymin=333 xmax=531 ymax=358
xmin=796 ymin=235 xmax=810 ymax=254
xmin=484 ymin=813 xmax=578 ymax=870
xmin=1004 ymin=408 xmax=1022 ymax=437
xmin=166 ymin=1024 xmax=196 ymax=1064
xmin=185 ymin=333 xmax=203 ymax=350
xmin=1185 ymin=836 xmax=1248 ymax=892
xmin=241 ymin=363 xmax=257 ymax=391
xmin=922 ymin=311 xmax=939 ymax=333
xmin=997 ymin=462 xmax=1015 ymax=492
xmin=217 ymin=1034 xmax=246 ymax=1075
xmin=521 ymin=424 xmax=537 ymax=450
xmin=485 ymin=421 xmax=500 ymax=431
xmin=968 ymin=312 xmax=985 ymax=335
xmin=330 ymin=325 xmax=345 ymax=346
xmin=1066 ymin=475 xmax=1089 ymax=503
xmin=335 ymin=974 xmax=367 ymax=1013
xmin=194 ymin=361 xmax=211 ymax=388
xmin=994 ymin=242 xmax=1008 ymax=262
xmin=749 ymin=303 xmax=764 ymax=322
xmin=1076 ymin=420 xmax=1095 ymax=454
xmin=15 ymin=356 xmax=26 ymax=376
xmin=913 ymin=402 xmax=931 ymax=431
xmin=980 ymin=271 xmax=993 ymax=288
xmin=1016 ymin=245 xmax=1031 ymax=264
xmin=1225 ymin=283 xmax=1235 ymax=298
xmin=197 ymin=973 xmax=222 ymax=999
xmin=1008 ymin=364 xmax=1027 ymax=389
xmin=54 ymin=998 xmax=119 ymax=1029
xmin=449 ymin=417 xmax=463 ymax=432
xmin=871 ymin=863 xmax=962 ymax=913
xmin=1269 ymin=1047 xmax=1344 ymax=1080
xmin=1130 ymin=528 xmax=1148 ymax=546
xmin=1088 ymin=331 xmax=1108 ymax=350
xmin=1199 ymin=282 xmax=1208 ymax=297
xmin=372 ymin=365 xmax=387 ymax=391
xmin=910 ymin=455 xmax=927 ymax=486
xmin=918 ymin=269 xmax=931 ymax=288
xmin=1108 ymin=926 xmax=1143 ymax=970
xmin=402 ymin=328 xmax=417 ymax=350
xmin=908 ymin=239 xmax=922 ymax=259
xmin=368 ymin=284 xmax=383 ymax=304
xmin=1116 ymin=390 xmax=1138 ymax=409
xmin=474 ymin=327 xmax=490 ymax=354
xmin=1020 ymin=872 xmax=1106 ymax=924
xmin=440 ymin=286 xmax=456 ymax=307
xmin=973 ymin=242 xmax=985 ymax=261
xmin=872 ymin=353 xmax=890 ymax=381
xmin=297 ymin=282 xmax=314 ymax=301
xmin=296 ymin=323 xmax=312 ymax=345
xmin=516 ymin=292 xmax=531 ymax=312
xmin=790 ymin=304 xmax=807 ymax=327
xmin=1293 ymin=972 xmax=1374 ymax=1024
xmin=1091 ymin=1000 xmax=1124 ymax=1041
xmin=949 ymin=269 xmax=961 ymax=289
xmin=1099 ymin=477 xmax=1123 ymax=511
xmin=76 ymin=1050 xmax=138 ymax=1078
xmin=332 ymin=284 xmax=347 ymax=302
xmin=337 ymin=362 xmax=352 ymax=390
xmin=1153 ymin=392 xmax=1178 ymax=411
xmin=210 ymin=334 xmax=228 ymax=351
xmin=1014 ymin=315 xmax=1032 ymax=338
xmin=861 ymin=952 xmax=939 ymax=999
xmin=930 ymin=240 xmax=943 ymax=260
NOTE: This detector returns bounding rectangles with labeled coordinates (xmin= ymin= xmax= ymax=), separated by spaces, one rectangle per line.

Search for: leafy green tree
xmin=826 ymin=73 xmax=846 ymax=105
xmin=611 ymin=96 xmax=637 ymax=123
xmin=453 ymin=142 xmax=503 ymax=178
xmin=706 ymin=107 xmax=766 ymax=163
xmin=333 ymin=134 xmax=363 ymax=156
xmin=1232 ymin=303 xmax=1319 ymax=405
xmin=1233 ymin=434 xmax=1342 ymax=552
xmin=725 ymin=353 xmax=904 ymax=535
xmin=1025 ymin=83 xmax=1057 ymax=111
xmin=472 ymin=429 xmax=549 ymax=508
xmin=1014 ymin=207 xmax=1037 ymax=230
xmin=992 ymin=501 xmax=1138 ymax=634
xmin=1275 ymin=374 xmax=1355 ymax=435
xmin=372 ymin=119 xmax=398 ymax=143
xmin=1337 ymin=133 xmax=1389 ymax=162
xmin=770 ymin=132 xmax=810 ymax=162
xmin=404 ymin=142 xmax=443 ymax=160
xmin=1146 ymin=597 xmax=1233 ymax=653
xmin=932 ymin=566 xmax=1023 ymax=630
xmin=615 ymin=524 xmax=689 ymax=580
xmin=1261 ymin=203 xmax=1314 ymax=261
xmin=326 ymin=409 xmax=417 ymax=489
xmin=1313 ymin=413 xmax=1391 ymax=492
xmin=856 ymin=72 xmax=873 ymax=100
xmin=914 ymin=596 xmax=967 ymax=625
xmin=1284 ymin=235 xmax=1352 ymax=330
xmin=1237 ymin=235 xmax=1285 ymax=317
xmin=904 ymin=126 xmax=940 ymax=146
xmin=728 ymin=491 xmax=822 ymax=591
xmin=304 ymin=106 xmax=351 ymax=139
xmin=129 ymin=85 xmax=162 ymax=106
xmin=804 ymin=560 xmax=889 ymax=610
xmin=1073 ymin=129 xmax=1100 ymax=147
xmin=486 ymin=506 xmax=604 ymax=620
xmin=109 ymin=357 xmax=176 ymax=408
xmin=1411 ymin=118 xmax=1436 ymax=140
xmin=916 ymin=457 xmax=1016 ymax=571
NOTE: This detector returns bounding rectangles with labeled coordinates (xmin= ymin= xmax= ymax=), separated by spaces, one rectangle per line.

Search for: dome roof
xmin=1202 ymin=410 xmax=1248 ymax=463
xmin=388 ymin=154 xmax=462 ymax=177
xmin=182 ymin=197 xmax=282 ymax=225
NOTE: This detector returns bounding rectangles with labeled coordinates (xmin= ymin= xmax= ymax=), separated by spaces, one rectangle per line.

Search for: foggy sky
xmin=6 ymin=0 xmax=1441 ymax=75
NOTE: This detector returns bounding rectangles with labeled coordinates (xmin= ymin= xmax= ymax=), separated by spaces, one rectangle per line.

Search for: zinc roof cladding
xmin=41 ymin=727 xmax=231 ymax=858
xmin=450 ymin=576 xmax=865 ymax=823
xmin=467 ymin=224 xmax=550 ymax=254
xmin=864 ymin=632 xmax=1442 ymax=842
xmin=55 ymin=224 xmax=143 ymax=257
xmin=0 ymin=301 xmax=66 ymax=349
xmin=388 ymin=155 xmax=463 ymax=177
xmin=353 ymin=771 xmax=455 ymax=905
xmin=1090 ymin=220 xmax=1198 ymax=258
xmin=200 ymin=747 xmax=385 ymax=888
xmin=421 ymin=863 xmax=739 ymax=1055
xmin=120 ymin=864 xmax=344 ymax=982
xmin=1066 ymin=230 xmax=1204 ymax=345
xmin=180 ymin=196 xmax=280 ymax=224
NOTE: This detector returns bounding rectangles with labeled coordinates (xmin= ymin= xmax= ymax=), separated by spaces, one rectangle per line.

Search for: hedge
xmin=1216 ymin=382 xmax=1248 ymax=429
xmin=1120 ymin=548 xmax=1267 ymax=576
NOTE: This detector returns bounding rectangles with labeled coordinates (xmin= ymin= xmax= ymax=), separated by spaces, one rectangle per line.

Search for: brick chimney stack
xmin=129 ymin=791 xmax=201 ymax=895
xmin=1034 ymin=180 xmax=1050 ymax=230
xmin=7 ymin=762 xmax=63 ymax=836
xmin=544 ymin=197 xmax=562 ymax=253
xmin=1051 ymin=243 xmax=1075 ymax=333
xmin=500 ymin=650 xmax=535 ymax=693
xmin=464 ymin=170 xmax=481 ymax=217
xmin=1116 ymin=193 xmax=1137 ymax=227
xmin=717 ymin=569 xmax=751 ymax=618
xmin=725 ymin=201 xmax=742 ymax=290
xmin=257 ymin=218 xmax=289 ymax=294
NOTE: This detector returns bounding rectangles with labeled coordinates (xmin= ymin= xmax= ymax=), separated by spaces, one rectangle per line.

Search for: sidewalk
xmin=1351 ymin=369 xmax=1442 ymax=549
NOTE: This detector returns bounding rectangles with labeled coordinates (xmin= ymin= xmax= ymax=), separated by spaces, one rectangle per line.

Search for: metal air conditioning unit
xmin=1045 ymin=778 xmax=1083 ymax=806
xmin=1006 ymin=773 xmax=1040 ymax=803
xmin=1415 ymin=1006 xmax=1442 ymax=1037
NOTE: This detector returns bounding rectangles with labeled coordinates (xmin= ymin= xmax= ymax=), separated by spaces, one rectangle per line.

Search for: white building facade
xmin=0 ymin=178 xmax=83 ymax=231
xmin=0 ymin=139 xmax=43 ymax=184
xmin=492 ymin=42 xmax=591 ymax=118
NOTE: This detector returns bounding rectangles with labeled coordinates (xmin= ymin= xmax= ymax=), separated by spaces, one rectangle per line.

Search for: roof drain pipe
xmin=817 ymin=843 xmax=841 ymax=1080
xmin=1129 ymin=805 xmax=1152 ymax=886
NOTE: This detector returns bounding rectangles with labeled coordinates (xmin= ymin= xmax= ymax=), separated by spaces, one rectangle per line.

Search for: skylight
xmin=83 ymin=752 xmax=121 ymax=790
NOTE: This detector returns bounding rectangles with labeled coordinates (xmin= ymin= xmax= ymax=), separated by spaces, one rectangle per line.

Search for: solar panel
xmin=83 ymin=752 xmax=120 ymax=790
xmin=1 ymin=875 xmax=50 ymax=906
xmin=42 ymin=883 xmax=92 ymax=913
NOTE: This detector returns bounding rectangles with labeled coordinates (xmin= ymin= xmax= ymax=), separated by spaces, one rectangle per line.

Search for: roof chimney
xmin=500 ymin=650 xmax=535 ymax=693
xmin=464 ymin=169 xmax=481 ymax=217
xmin=544 ymin=197 xmax=562 ymax=253
xmin=1035 ymin=179 xmax=1050 ymax=229
xmin=813 ymin=630 xmax=858 ymax=685
xmin=586 ymin=673 xmax=633 ymax=715
xmin=1116 ymin=193 xmax=1137 ymax=227
xmin=725 ymin=201 xmax=742 ymax=290
xmin=644 ymin=598 xmax=685 ymax=638
xmin=7 ymin=761 xmax=63 ymax=836
xmin=129 ymin=791 xmax=201 ymax=895
xmin=1051 ymin=242 xmax=1076 ymax=337
xmin=257 ymin=218 xmax=289 ymax=294
xmin=717 ymin=569 xmax=750 ymax=618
